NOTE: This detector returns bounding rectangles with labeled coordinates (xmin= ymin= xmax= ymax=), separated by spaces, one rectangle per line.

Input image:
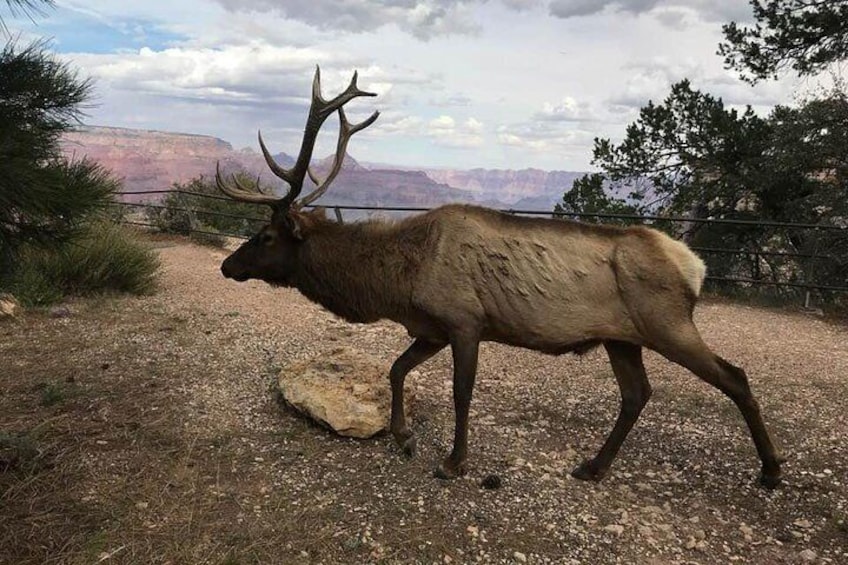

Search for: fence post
xmin=334 ymin=207 xmax=344 ymax=224
xmin=803 ymin=228 xmax=822 ymax=309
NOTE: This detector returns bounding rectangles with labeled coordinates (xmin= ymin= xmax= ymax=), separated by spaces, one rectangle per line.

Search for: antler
xmin=216 ymin=65 xmax=379 ymax=209
xmin=299 ymin=107 xmax=380 ymax=208
xmin=215 ymin=163 xmax=280 ymax=205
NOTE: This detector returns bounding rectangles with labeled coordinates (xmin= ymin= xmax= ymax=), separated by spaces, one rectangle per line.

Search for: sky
xmin=5 ymin=0 xmax=813 ymax=170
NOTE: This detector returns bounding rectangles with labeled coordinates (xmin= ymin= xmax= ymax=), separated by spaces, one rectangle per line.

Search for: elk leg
xmin=572 ymin=340 xmax=651 ymax=482
xmin=389 ymin=338 xmax=446 ymax=457
xmin=655 ymin=325 xmax=784 ymax=489
xmin=434 ymin=334 xmax=480 ymax=480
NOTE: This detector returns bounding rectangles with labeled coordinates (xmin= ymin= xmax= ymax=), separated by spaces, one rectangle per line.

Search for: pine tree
xmin=0 ymin=38 xmax=117 ymax=274
xmin=1 ymin=1 xmax=55 ymax=35
xmin=719 ymin=0 xmax=848 ymax=83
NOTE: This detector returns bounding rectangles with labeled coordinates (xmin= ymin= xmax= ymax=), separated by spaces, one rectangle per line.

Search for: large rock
xmin=0 ymin=294 xmax=19 ymax=319
xmin=277 ymin=347 xmax=415 ymax=439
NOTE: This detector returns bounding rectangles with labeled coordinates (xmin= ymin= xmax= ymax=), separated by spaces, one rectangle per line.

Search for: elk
xmin=216 ymin=66 xmax=784 ymax=488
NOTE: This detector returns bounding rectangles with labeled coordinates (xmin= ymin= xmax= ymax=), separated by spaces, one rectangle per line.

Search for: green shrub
xmin=145 ymin=176 xmax=270 ymax=239
xmin=3 ymin=261 xmax=61 ymax=306
xmin=0 ymin=430 xmax=42 ymax=474
xmin=39 ymin=382 xmax=66 ymax=407
xmin=6 ymin=220 xmax=159 ymax=306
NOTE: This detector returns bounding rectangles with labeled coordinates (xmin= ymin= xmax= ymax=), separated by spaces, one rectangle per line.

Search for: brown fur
xmin=221 ymin=202 xmax=784 ymax=488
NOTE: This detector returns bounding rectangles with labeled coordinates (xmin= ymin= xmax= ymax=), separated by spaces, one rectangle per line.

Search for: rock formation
xmin=277 ymin=347 xmax=416 ymax=439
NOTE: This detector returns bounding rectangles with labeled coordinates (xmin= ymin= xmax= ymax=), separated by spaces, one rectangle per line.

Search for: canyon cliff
xmin=60 ymin=126 xmax=587 ymax=212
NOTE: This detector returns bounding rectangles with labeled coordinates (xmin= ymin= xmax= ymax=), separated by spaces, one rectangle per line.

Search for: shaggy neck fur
xmin=291 ymin=215 xmax=433 ymax=324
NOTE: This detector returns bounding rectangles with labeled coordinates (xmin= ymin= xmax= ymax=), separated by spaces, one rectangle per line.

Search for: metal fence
xmin=115 ymin=189 xmax=848 ymax=304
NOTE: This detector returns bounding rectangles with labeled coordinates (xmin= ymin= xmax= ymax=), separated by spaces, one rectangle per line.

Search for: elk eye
xmin=260 ymin=232 xmax=275 ymax=245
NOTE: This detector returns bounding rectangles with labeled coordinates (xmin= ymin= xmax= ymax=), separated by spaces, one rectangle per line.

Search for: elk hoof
xmin=433 ymin=459 xmax=467 ymax=480
xmin=570 ymin=460 xmax=606 ymax=482
xmin=392 ymin=429 xmax=416 ymax=458
xmin=401 ymin=436 xmax=417 ymax=458
xmin=759 ymin=470 xmax=782 ymax=490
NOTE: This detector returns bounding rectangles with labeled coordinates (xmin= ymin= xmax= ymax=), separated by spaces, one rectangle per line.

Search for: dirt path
xmin=1 ymin=239 xmax=846 ymax=564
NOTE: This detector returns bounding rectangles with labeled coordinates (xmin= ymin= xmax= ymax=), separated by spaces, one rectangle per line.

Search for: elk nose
xmin=221 ymin=258 xmax=237 ymax=279
xmin=221 ymin=257 xmax=248 ymax=281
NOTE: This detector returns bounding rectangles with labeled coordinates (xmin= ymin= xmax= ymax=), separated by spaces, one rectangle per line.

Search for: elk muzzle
xmin=221 ymin=255 xmax=249 ymax=282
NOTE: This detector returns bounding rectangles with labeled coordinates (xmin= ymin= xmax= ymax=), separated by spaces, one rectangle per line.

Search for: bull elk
xmin=217 ymin=67 xmax=784 ymax=488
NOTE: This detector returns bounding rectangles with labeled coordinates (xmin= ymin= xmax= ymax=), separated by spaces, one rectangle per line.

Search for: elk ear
xmin=307 ymin=207 xmax=328 ymax=220
xmin=288 ymin=215 xmax=304 ymax=240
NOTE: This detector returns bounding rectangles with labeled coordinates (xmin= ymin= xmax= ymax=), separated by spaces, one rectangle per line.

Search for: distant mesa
xmin=60 ymin=125 xmax=588 ymax=211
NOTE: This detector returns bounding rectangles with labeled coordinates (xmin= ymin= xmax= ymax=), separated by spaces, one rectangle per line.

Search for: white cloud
xmin=606 ymin=57 xmax=792 ymax=112
xmin=426 ymin=114 xmax=485 ymax=147
xmin=209 ymin=0 xmax=534 ymax=40
xmin=378 ymin=114 xmax=425 ymax=135
xmin=548 ymin=0 xmax=753 ymax=25
xmin=23 ymin=0 xmax=809 ymax=171
xmin=496 ymin=120 xmax=595 ymax=152
xmin=608 ymin=57 xmax=704 ymax=108
xmin=535 ymin=96 xmax=598 ymax=122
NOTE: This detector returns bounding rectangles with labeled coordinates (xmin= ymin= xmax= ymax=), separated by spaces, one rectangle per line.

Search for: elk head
xmin=216 ymin=66 xmax=380 ymax=285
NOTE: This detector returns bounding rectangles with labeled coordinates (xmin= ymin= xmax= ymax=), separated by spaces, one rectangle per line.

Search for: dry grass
xmin=1 ymin=237 xmax=846 ymax=564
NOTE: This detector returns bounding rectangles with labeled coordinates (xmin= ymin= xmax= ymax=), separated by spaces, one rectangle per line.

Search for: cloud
xmin=607 ymin=57 xmax=704 ymax=109
xmin=426 ymin=114 xmax=485 ymax=147
xmin=429 ymin=93 xmax=473 ymax=107
xmin=548 ymin=0 xmax=753 ymax=25
xmin=534 ymin=96 xmax=598 ymax=122
xmin=378 ymin=114 xmax=425 ymax=135
xmin=606 ymin=57 xmax=790 ymax=112
xmin=500 ymin=0 xmax=543 ymax=10
xmin=69 ymin=41 xmax=435 ymax=107
xmin=65 ymin=41 xmax=403 ymax=154
xmin=210 ymin=0 xmax=533 ymax=40
xmin=496 ymin=120 xmax=595 ymax=152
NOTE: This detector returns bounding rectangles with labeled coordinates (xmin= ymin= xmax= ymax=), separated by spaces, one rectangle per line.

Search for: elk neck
xmin=291 ymin=215 xmax=434 ymax=324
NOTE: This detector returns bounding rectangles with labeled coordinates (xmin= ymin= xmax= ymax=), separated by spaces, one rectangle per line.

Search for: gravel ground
xmin=1 ymin=238 xmax=847 ymax=564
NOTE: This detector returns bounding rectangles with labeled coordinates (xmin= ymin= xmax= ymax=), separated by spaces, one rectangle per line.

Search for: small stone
xmin=135 ymin=501 xmax=149 ymax=509
xmin=798 ymin=549 xmax=817 ymax=562
xmin=0 ymin=293 xmax=19 ymax=319
xmin=513 ymin=551 xmax=527 ymax=563
xmin=49 ymin=305 xmax=71 ymax=318
xmin=604 ymin=524 xmax=625 ymax=536
xmin=480 ymin=474 xmax=502 ymax=490
xmin=793 ymin=519 xmax=813 ymax=529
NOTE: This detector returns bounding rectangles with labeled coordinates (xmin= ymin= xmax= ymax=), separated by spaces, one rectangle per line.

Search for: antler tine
xmin=215 ymin=162 xmax=280 ymax=206
xmin=233 ymin=66 xmax=379 ymax=208
xmin=258 ymin=130 xmax=296 ymax=185
xmin=312 ymin=67 xmax=378 ymax=114
xmin=296 ymin=106 xmax=380 ymax=209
